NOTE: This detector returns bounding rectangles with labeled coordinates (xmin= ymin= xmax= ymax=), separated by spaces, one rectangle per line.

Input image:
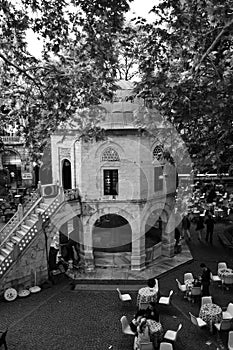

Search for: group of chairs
xmin=211 ymin=262 xmax=233 ymax=290
xmin=118 ymin=283 xmax=179 ymax=350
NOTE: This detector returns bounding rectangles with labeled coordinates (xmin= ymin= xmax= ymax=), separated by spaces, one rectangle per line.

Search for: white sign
xmin=22 ymin=173 xmax=33 ymax=180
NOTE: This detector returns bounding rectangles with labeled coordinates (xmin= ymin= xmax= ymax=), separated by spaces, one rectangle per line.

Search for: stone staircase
xmin=0 ymin=191 xmax=64 ymax=279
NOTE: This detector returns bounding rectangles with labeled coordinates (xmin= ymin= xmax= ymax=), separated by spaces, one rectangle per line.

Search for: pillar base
xmin=84 ymin=249 xmax=95 ymax=272
xmin=162 ymin=241 xmax=175 ymax=257
xmin=131 ymin=254 xmax=146 ymax=271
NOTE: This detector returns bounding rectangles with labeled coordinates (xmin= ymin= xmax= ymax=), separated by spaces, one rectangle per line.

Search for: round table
xmin=137 ymin=287 xmax=158 ymax=308
xmin=147 ymin=319 xmax=164 ymax=348
xmin=199 ymin=303 xmax=222 ymax=332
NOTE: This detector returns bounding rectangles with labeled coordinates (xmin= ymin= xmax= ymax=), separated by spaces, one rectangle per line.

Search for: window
xmin=104 ymin=169 xmax=118 ymax=195
xmin=101 ymin=147 xmax=120 ymax=162
xmin=154 ymin=166 xmax=163 ymax=192
xmin=153 ymin=145 xmax=164 ymax=161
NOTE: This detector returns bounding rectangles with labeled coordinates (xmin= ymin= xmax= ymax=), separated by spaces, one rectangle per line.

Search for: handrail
xmin=0 ymin=191 xmax=40 ymax=237
xmin=0 ymin=197 xmax=43 ymax=248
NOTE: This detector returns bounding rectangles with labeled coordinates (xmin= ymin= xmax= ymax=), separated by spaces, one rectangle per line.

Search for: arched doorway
xmin=2 ymin=150 xmax=22 ymax=188
xmin=93 ymin=214 xmax=132 ymax=267
xmin=62 ymin=159 xmax=71 ymax=190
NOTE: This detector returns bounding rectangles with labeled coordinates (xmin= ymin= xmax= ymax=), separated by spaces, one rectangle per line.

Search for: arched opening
xmin=93 ymin=214 xmax=132 ymax=267
xmin=2 ymin=150 xmax=22 ymax=188
xmin=62 ymin=159 xmax=71 ymax=190
xmin=145 ymin=211 xmax=163 ymax=248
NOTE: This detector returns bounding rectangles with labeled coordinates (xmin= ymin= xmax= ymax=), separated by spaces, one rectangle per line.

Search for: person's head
xmin=147 ymin=278 xmax=155 ymax=288
xmin=200 ymin=263 xmax=206 ymax=269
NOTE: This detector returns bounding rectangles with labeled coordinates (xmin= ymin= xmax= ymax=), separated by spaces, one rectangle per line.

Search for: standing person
xmin=205 ymin=211 xmax=215 ymax=244
xmin=182 ymin=213 xmax=191 ymax=241
xmin=196 ymin=214 xmax=205 ymax=241
xmin=200 ymin=263 xmax=211 ymax=296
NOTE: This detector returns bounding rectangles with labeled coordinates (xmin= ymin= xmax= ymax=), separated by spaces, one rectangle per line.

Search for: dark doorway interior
xmin=62 ymin=159 xmax=71 ymax=190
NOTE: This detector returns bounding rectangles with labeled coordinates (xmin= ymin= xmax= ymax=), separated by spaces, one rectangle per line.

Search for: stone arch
xmin=95 ymin=140 xmax=125 ymax=160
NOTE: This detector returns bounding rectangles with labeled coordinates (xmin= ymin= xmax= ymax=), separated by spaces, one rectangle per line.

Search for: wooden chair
xmin=164 ymin=323 xmax=182 ymax=343
xmin=201 ymin=296 xmax=212 ymax=306
xmin=158 ymin=290 xmax=174 ymax=305
xmin=120 ymin=316 xmax=136 ymax=336
xmin=116 ymin=288 xmax=132 ymax=302
xmin=189 ymin=312 xmax=207 ymax=328
xmin=0 ymin=328 xmax=8 ymax=350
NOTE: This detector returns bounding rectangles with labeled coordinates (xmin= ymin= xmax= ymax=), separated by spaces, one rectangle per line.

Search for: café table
xmin=147 ymin=319 xmax=164 ymax=348
xmin=199 ymin=303 xmax=222 ymax=332
xmin=137 ymin=287 xmax=158 ymax=309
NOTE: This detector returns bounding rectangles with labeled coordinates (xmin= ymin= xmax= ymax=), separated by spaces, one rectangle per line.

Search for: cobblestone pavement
xmin=0 ymin=218 xmax=232 ymax=350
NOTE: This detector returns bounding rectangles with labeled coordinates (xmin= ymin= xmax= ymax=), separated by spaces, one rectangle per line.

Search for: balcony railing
xmin=1 ymin=136 xmax=24 ymax=144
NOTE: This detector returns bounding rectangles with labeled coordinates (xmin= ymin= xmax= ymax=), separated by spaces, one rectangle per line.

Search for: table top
xmin=138 ymin=287 xmax=158 ymax=297
xmin=200 ymin=303 xmax=222 ymax=316
xmin=147 ymin=320 xmax=163 ymax=334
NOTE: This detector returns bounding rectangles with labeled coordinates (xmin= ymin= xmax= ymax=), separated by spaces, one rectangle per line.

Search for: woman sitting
xmin=130 ymin=310 xmax=145 ymax=332
xmin=134 ymin=318 xmax=150 ymax=350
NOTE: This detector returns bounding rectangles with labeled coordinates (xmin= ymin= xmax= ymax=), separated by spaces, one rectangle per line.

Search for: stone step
xmin=35 ymin=207 xmax=44 ymax=214
xmin=1 ymin=247 xmax=12 ymax=257
xmin=21 ymin=224 xmax=31 ymax=233
xmin=0 ymin=254 xmax=6 ymax=262
xmin=11 ymin=235 xmax=21 ymax=244
xmin=30 ymin=213 xmax=38 ymax=221
xmin=16 ymin=230 xmax=27 ymax=239
xmin=6 ymin=241 xmax=14 ymax=250
xmin=25 ymin=219 xmax=36 ymax=227
xmin=39 ymin=203 xmax=49 ymax=210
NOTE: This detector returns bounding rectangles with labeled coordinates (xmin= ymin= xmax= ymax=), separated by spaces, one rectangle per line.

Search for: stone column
xmin=131 ymin=218 xmax=146 ymax=271
xmin=81 ymin=223 xmax=95 ymax=271
xmin=162 ymin=211 xmax=175 ymax=257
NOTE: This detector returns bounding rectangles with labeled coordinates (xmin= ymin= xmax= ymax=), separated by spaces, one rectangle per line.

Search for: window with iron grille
xmin=154 ymin=166 xmax=163 ymax=191
xmin=101 ymin=147 xmax=120 ymax=162
xmin=104 ymin=169 xmax=118 ymax=195
xmin=153 ymin=145 xmax=164 ymax=161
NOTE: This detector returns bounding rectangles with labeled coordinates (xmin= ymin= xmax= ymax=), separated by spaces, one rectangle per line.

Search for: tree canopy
xmin=136 ymin=0 xmax=233 ymax=174
xmin=0 ymin=0 xmax=133 ymax=157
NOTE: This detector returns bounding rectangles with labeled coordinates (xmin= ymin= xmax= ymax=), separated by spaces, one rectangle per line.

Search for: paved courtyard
xmin=0 ymin=218 xmax=233 ymax=350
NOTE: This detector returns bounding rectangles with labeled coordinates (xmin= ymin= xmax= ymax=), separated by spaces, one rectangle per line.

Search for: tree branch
xmin=192 ymin=18 xmax=233 ymax=76
xmin=0 ymin=52 xmax=45 ymax=98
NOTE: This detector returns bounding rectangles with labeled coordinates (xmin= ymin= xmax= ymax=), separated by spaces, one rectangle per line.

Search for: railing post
xmin=17 ymin=204 xmax=24 ymax=222
xmin=37 ymin=181 xmax=42 ymax=197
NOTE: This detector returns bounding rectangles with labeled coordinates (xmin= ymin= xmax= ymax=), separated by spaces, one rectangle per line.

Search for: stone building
xmin=48 ymin=81 xmax=178 ymax=271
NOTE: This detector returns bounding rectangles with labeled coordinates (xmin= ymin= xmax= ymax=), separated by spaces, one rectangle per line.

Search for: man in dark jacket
xmin=200 ymin=263 xmax=211 ymax=296
xmin=205 ymin=212 xmax=215 ymax=244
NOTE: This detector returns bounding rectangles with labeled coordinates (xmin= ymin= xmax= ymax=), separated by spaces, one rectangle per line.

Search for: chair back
xmin=218 ymin=262 xmax=227 ymax=270
xmin=184 ymin=273 xmax=194 ymax=283
xmin=169 ymin=290 xmax=174 ymax=299
xmin=120 ymin=316 xmax=129 ymax=332
xmin=228 ymin=331 xmax=233 ymax=348
xmin=191 ymin=287 xmax=202 ymax=296
xmin=117 ymin=288 xmax=122 ymax=300
xmin=201 ymin=296 xmax=212 ymax=306
xmin=227 ymin=303 xmax=233 ymax=317
xmin=189 ymin=312 xmax=198 ymax=326
xmin=220 ymin=319 xmax=232 ymax=331
xmin=140 ymin=342 xmax=154 ymax=350
xmin=159 ymin=342 xmax=173 ymax=350
xmin=0 ymin=328 xmax=8 ymax=347
xmin=177 ymin=323 xmax=182 ymax=333
xmin=176 ymin=279 xmax=183 ymax=291
xmin=154 ymin=278 xmax=159 ymax=291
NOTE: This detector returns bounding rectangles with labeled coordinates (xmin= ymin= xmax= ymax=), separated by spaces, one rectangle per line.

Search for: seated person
xmin=134 ymin=318 xmax=150 ymax=350
xmin=145 ymin=302 xmax=160 ymax=322
xmin=130 ymin=310 xmax=145 ymax=332
xmin=193 ymin=277 xmax=201 ymax=287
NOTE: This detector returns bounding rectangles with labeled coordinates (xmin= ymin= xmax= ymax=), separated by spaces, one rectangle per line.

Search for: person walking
xmin=205 ymin=211 xmax=215 ymax=244
xmin=182 ymin=213 xmax=191 ymax=241
xmin=195 ymin=214 xmax=205 ymax=241
xmin=200 ymin=263 xmax=211 ymax=296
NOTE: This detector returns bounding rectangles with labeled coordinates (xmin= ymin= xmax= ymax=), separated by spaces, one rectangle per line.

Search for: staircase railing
xmin=0 ymin=190 xmax=40 ymax=239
